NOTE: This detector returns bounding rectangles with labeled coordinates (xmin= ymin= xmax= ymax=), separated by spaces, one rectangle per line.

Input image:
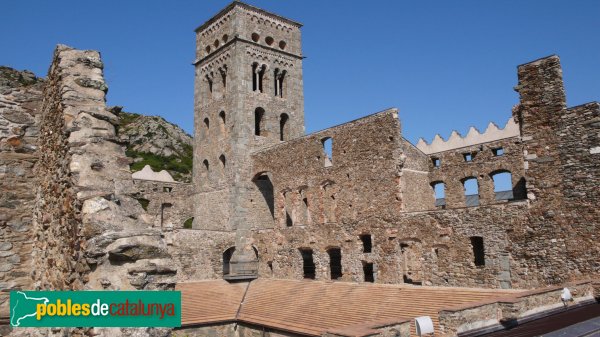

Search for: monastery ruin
xmin=1 ymin=1 xmax=599 ymax=336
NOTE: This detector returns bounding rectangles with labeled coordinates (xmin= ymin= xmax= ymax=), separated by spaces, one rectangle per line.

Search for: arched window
xmin=491 ymin=170 xmax=513 ymax=200
xmin=254 ymin=107 xmax=265 ymax=136
xmin=253 ymin=172 xmax=274 ymax=219
xmin=322 ymin=137 xmax=333 ymax=167
xmin=299 ymin=248 xmax=315 ymax=279
xmin=279 ymin=113 xmax=289 ymax=141
xmin=203 ymin=117 xmax=210 ymax=132
xmin=219 ymin=66 xmax=227 ymax=90
xmin=462 ymin=177 xmax=479 ymax=206
xmin=327 ymin=247 xmax=342 ymax=280
xmin=205 ymin=74 xmax=213 ymax=93
xmin=219 ymin=111 xmax=226 ymax=135
xmin=274 ymin=69 xmax=286 ymax=98
xmin=251 ymin=63 xmax=258 ymax=92
xmin=223 ymin=247 xmax=235 ymax=276
xmin=278 ymin=70 xmax=286 ymax=98
xmin=219 ymin=154 xmax=226 ymax=169
xmin=258 ymin=65 xmax=266 ymax=92
xmin=283 ymin=191 xmax=293 ymax=227
xmin=183 ymin=217 xmax=194 ymax=229
xmin=431 ymin=181 xmax=446 ymax=207
xmin=203 ymin=159 xmax=209 ymax=171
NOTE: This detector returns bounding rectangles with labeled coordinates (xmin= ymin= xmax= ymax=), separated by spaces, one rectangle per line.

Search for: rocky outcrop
xmin=117 ymin=110 xmax=193 ymax=182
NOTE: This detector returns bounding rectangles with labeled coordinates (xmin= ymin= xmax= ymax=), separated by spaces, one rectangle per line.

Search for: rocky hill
xmin=115 ymin=109 xmax=193 ymax=182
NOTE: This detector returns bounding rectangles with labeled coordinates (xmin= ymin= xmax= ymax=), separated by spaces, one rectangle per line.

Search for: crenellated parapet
xmin=416 ymin=118 xmax=520 ymax=154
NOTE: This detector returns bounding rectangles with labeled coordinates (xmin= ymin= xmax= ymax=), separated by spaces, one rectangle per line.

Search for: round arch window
xmin=279 ymin=40 xmax=287 ymax=50
xmin=265 ymin=36 xmax=274 ymax=46
xmin=251 ymin=33 xmax=260 ymax=42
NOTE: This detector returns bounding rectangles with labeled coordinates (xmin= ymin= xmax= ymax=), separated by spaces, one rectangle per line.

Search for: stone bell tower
xmin=192 ymin=2 xmax=304 ymax=278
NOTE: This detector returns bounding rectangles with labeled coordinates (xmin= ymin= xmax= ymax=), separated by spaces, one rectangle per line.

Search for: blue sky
xmin=3 ymin=0 xmax=599 ymax=144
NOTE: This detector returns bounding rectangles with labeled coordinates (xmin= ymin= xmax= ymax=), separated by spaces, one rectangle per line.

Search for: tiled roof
xmin=178 ymin=279 xmax=520 ymax=336
xmin=177 ymin=280 xmax=248 ymax=326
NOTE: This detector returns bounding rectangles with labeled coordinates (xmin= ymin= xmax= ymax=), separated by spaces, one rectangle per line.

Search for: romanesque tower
xmin=192 ymin=2 xmax=305 ymax=277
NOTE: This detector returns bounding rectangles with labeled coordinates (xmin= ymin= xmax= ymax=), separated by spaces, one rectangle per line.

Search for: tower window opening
xmin=206 ymin=75 xmax=213 ymax=93
xmin=219 ymin=111 xmax=226 ymax=134
xmin=252 ymin=63 xmax=258 ymax=92
xmin=470 ymin=236 xmax=485 ymax=266
xmin=219 ymin=66 xmax=227 ymax=89
xmin=463 ymin=153 xmax=473 ymax=162
xmin=265 ymin=36 xmax=274 ymax=45
xmin=258 ymin=65 xmax=266 ymax=93
xmin=432 ymin=157 xmax=441 ymax=167
xmin=219 ymin=154 xmax=226 ymax=169
xmin=254 ymin=107 xmax=265 ymax=136
xmin=252 ymin=32 xmax=260 ymax=42
xmin=279 ymin=40 xmax=286 ymax=50
xmin=279 ymin=113 xmax=289 ymax=141
xmin=328 ymin=248 xmax=342 ymax=280
xmin=203 ymin=159 xmax=209 ymax=171
xmin=300 ymin=248 xmax=316 ymax=279
xmin=360 ymin=234 xmax=372 ymax=253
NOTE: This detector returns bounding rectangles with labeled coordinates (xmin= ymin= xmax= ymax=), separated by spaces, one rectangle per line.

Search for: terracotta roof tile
xmin=179 ymin=279 xmax=519 ymax=336
xmin=177 ymin=280 xmax=248 ymax=326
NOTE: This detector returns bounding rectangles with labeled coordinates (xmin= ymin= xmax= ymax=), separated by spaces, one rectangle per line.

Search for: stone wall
xmin=4 ymin=46 xmax=177 ymax=336
xmin=557 ymin=102 xmax=600 ymax=280
xmin=0 ymin=67 xmax=44 ymax=321
xmin=427 ymin=136 xmax=526 ymax=208
xmin=132 ymin=179 xmax=194 ymax=229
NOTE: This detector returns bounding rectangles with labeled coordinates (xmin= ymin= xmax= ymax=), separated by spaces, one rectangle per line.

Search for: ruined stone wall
xmin=251 ymin=110 xmax=403 ymax=228
xmin=427 ymin=136 xmax=527 ymax=209
xmin=557 ymin=102 xmax=600 ymax=279
xmin=398 ymin=137 xmax=433 ymax=212
xmin=252 ymin=202 xmax=527 ymax=288
xmin=0 ymin=68 xmax=44 ymax=320
xmin=132 ymin=179 xmax=194 ymax=229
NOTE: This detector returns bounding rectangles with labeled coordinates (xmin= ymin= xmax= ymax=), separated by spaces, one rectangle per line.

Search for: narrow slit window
xmin=470 ymin=236 xmax=485 ymax=266
xmin=279 ymin=113 xmax=289 ymax=141
xmin=322 ymin=137 xmax=333 ymax=167
xmin=251 ymin=63 xmax=258 ymax=92
xmin=254 ymin=107 xmax=265 ymax=136
xmin=432 ymin=157 xmax=441 ymax=167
